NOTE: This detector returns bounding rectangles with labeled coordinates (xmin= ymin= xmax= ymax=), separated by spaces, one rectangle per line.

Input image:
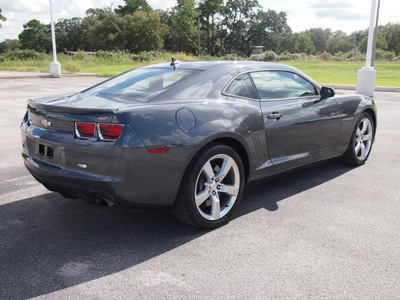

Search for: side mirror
xmin=320 ymin=86 xmax=335 ymax=100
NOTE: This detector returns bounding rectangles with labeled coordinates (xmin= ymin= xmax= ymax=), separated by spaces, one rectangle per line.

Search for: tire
xmin=172 ymin=144 xmax=245 ymax=229
xmin=343 ymin=112 xmax=374 ymax=166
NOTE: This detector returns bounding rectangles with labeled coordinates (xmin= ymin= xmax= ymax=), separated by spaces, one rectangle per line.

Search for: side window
xmin=225 ymin=74 xmax=258 ymax=99
xmin=250 ymin=71 xmax=317 ymax=100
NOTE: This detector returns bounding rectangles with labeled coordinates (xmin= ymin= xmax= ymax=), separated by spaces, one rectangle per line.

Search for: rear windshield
xmin=83 ymin=68 xmax=198 ymax=101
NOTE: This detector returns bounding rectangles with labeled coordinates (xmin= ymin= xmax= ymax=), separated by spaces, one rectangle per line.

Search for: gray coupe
xmin=21 ymin=60 xmax=376 ymax=228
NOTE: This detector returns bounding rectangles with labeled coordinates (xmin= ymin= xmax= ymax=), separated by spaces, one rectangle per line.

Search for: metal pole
xmin=365 ymin=0 xmax=377 ymax=68
xmin=371 ymin=0 xmax=381 ymax=67
xmin=49 ymin=0 xmax=61 ymax=77
xmin=49 ymin=0 xmax=57 ymax=63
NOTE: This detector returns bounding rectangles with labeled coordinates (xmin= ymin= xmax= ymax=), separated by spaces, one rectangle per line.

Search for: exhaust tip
xmin=96 ymin=197 xmax=115 ymax=208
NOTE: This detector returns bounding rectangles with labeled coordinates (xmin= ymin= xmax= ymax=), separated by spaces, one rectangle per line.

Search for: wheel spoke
xmin=216 ymin=157 xmax=233 ymax=181
xmin=359 ymin=143 xmax=367 ymax=159
xmin=359 ymin=119 xmax=368 ymax=135
xmin=356 ymin=127 xmax=362 ymax=137
xmin=219 ymin=183 xmax=239 ymax=197
xmin=202 ymin=161 xmax=215 ymax=181
xmin=210 ymin=193 xmax=221 ymax=220
xmin=361 ymin=133 xmax=372 ymax=142
xmin=195 ymin=189 xmax=209 ymax=207
xmin=354 ymin=140 xmax=361 ymax=155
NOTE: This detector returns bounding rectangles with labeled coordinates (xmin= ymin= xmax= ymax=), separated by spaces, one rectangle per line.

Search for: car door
xmin=250 ymin=70 xmax=341 ymax=171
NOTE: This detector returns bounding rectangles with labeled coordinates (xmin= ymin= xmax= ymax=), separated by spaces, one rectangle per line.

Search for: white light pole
xmin=49 ymin=0 xmax=61 ymax=78
xmin=356 ymin=0 xmax=380 ymax=97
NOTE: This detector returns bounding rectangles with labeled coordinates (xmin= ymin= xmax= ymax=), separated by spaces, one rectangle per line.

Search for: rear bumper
xmin=21 ymin=122 xmax=189 ymax=209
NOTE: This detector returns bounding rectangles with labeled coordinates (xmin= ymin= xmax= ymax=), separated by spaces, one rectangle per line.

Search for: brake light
xmin=75 ymin=122 xmax=124 ymax=141
xmin=76 ymin=122 xmax=95 ymax=138
xmin=99 ymin=124 xmax=124 ymax=141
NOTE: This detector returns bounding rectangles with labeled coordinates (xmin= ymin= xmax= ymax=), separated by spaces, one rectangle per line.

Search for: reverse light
xmin=99 ymin=124 xmax=124 ymax=141
xmin=75 ymin=122 xmax=96 ymax=138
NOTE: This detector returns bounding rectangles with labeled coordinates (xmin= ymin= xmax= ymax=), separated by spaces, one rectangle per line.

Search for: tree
xmin=115 ymin=0 xmax=152 ymax=16
xmin=169 ymin=0 xmax=198 ymax=53
xmin=88 ymin=13 xmax=126 ymax=50
xmin=198 ymin=0 xmax=223 ymax=55
xmin=55 ymin=17 xmax=88 ymax=51
xmin=381 ymin=23 xmax=400 ymax=55
xmin=221 ymin=0 xmax=261 ymax=56
xmin=303 ymin=28 xmax=331 ymax=53
xmin=124 ymin=11 xmax=168 ymax=52
xmin=326 ymin=31 xmax=356 ymax=54
xmin=0 ymin=8 xmax=6 ymax=27
xmin=18 ymin=19 xmax=50 ymax=51
xmin=221 ymin=2 xmax=291 ymax=57
xmin=358 ymin=35 xmax=388 ymax=53
xmin=0 ymin=39 xmax=20 ymax=53
xmin=351 ymin=29 xmax=368 ymax=46
xmin=258 ymin=9 xmax=291 ymax=53
xmin=282 ymin=33 xmax=315 ymax=54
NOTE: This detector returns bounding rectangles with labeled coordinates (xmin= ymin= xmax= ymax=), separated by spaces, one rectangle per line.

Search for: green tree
xmin=303 ymin=28 xmax=331 ymax=53
xmin=0 ymin=8 xmax=6 ymax=27
xmin=170 ymin=0 xmax=198 ymax=53
xmin=351 ymin=29 xmax=368 ymax=46
xmin=221 ymin=0 xmax=261 ymax=56
xmin=55 ymin=17 xmax=88 ymax=51
xmin=358 ymin=35 xmax=388 ymax=53
xmin=282 ymin=33 xmax=315 ymax=54
xmin=0 ymin=39 xmax=20 ymax=53
xmin=198 ymin=0 xmax=223 ymax=55
xmin=381 ymin=23 xmax=400 ymax=55
xmin=259 ymin=9 xmax=291 ymax=53
xmin=124 ymin=11 xmax=168 ymax=52
xmin=326 ymin=31 xmax=356 ymax=54
xmin=88 ymin=13 xmax=126 ymax=50
xmin=18 ymin=19 xmax=50 ymax=51
xmin=115 ymin=0 xmax=152 ymax=16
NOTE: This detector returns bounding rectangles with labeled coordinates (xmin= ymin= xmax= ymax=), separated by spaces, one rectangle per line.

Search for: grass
xmin=286 ymin=60 xmax=400 ymax=87
xmin=0 ymin=52 xmax=399 ymax=86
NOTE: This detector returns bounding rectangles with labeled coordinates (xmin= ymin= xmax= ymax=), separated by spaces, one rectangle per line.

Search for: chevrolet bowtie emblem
xmin=41 ymin=119 xmax=51 ymax=127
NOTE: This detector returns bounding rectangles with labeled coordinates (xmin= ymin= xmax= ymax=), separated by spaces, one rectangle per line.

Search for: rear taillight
xmin=75 ymin=122 xmax=124 ymax=141
xmin=99 ymin=124 xmax=124 ymax=141
xmin=75 ymin=122 xmax=96 ymax=138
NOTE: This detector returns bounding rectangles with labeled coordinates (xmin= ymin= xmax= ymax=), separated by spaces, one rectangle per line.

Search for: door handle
xmin=268 ymin=112 xmax=283 ymax=120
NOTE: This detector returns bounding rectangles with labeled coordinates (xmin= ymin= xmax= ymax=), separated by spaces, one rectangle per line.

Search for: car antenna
xmin=170 ymin=57 xmax=181 ymax=70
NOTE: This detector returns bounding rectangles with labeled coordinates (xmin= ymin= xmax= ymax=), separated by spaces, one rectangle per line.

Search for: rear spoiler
xmin=27 ymin=95 xmax=118 ymax=115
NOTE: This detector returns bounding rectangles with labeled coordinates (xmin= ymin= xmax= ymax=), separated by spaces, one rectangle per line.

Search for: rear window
xmin=84 ymin=68 xmax=198 ymax=101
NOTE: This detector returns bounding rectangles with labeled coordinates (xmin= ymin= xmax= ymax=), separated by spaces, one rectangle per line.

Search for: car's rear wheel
xmin=173 ymin=144 xmax=245 ymax=229
xmin=343 ymin=112 xmax=374 ymax=166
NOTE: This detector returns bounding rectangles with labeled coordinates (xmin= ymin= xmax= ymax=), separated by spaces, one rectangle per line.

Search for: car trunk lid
xmin=27 ymin=93 xmax=133 ymax=133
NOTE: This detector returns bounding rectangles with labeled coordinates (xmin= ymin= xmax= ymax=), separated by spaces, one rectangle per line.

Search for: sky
xmin=0 ymin=0 xmax=399 ymax=42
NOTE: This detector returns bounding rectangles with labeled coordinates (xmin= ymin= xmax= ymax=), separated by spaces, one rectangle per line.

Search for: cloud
xmin=284 ymin=0 xmax=400 ymax=33
xmin=315 ymin=9 xmax=367 ymax=21
xmin=307 ymin=1 xmax=354 ymax=9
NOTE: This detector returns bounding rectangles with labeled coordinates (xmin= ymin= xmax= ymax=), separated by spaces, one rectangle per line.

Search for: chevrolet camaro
xmin=21 ymin=60 xmax=376 ymax=228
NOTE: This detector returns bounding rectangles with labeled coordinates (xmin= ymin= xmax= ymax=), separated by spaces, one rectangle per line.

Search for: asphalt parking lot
xmin=0 ymin=75 xmax=399 ymax=299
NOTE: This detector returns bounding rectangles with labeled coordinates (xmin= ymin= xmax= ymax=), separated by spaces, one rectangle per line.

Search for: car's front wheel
xmin=343 ymin=112 xmax=375 ymax=166
xmin=173 ymin=144 xmax=245 ymax=229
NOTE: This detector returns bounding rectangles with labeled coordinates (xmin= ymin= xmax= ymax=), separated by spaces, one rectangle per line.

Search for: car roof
xmin=141 ymin=60 xmax=298 ymax=72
